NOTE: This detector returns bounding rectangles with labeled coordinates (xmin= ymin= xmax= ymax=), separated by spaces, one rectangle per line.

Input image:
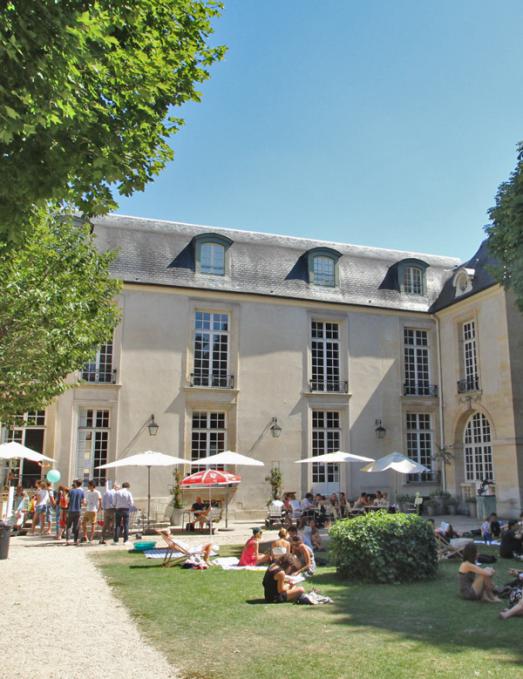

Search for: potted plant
xmin=430 ymin=490 xmax=451 ymax=514
xmin=465 ymin=496 xmax=477 ymax=518
xmin=396 ymin=493 xmax=415 ymax=513
xmin=446 ymin=496 xmax=458 ymax=515
xmin=169 ymin=468 xmax=184 ymax=526
xmin=265 ymin=466 xmax=283 ymax=503
xmin=424 ymin=499 xmax=437 ymax=517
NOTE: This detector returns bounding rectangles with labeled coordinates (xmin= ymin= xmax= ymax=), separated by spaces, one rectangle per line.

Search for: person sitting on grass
xmin=291 ymin=535 xmax=316 ymax=577
xmin=263 ymin=554 xmax=305 ymax=603
xmin=499 ymin=569 xmax=523 ymax=620
xmin=239 ymin=527 xmax=270 ymax=567
xmin=499 ymin=520 xmax=523 ymax=559
xmin=458 ymin=543 xmax=500 ymax=603
xmin=271 ymin=528 xmax=291 ymax=558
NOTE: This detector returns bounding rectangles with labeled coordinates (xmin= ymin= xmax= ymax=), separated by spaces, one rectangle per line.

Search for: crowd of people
xmin=11 ymin=479 xmax=136 ymax=546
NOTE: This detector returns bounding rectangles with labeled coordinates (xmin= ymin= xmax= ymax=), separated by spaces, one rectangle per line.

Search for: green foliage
xmin=0 ymin=0 xmax=225 ymax=241
xmin=265 ymin=467 xmax=283 ymax=501
xmin=396 ymin=493 xmax=415 ymax=504
xmin=0 ymin=210 xmax=121 ymax=422
xmin=486 ymin=141 xmax=523 ymax=310
xmin=170 ymin=468 xmax=184 ymax=509
xmin=329 ymin=511 xmax=438 ymax=584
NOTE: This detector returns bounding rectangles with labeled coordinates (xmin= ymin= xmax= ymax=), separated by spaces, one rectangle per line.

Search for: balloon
xmin=46 ymin=469 xmax=61 ymax=484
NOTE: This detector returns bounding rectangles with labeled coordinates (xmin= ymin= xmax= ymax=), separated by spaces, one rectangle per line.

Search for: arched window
xmin=464 ymin=412 xmax=493 ymax=481
xmin=402 ymin=266 xmax=423 ymax=295
xmin=194 ymin=233 xmax=233 ymax=276
xmin=306 ymin=247 xmax=341 ymax=287
xmin=397 ymin=258 xmax=428 ymax=296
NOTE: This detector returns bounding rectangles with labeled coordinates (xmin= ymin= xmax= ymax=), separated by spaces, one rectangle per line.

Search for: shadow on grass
xmin=245 ymin=598 xmax=268 ymax=605
xmin=313 ymin=553 xmax=523 ymax=667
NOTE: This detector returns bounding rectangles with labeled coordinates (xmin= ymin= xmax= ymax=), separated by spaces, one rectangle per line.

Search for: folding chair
xmin=157 ymin=529 xmax=217 ymax=567
xmin=435 ymin=533 xmax=471 ymax=561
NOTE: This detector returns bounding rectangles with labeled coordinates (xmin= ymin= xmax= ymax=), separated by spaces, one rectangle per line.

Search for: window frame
xmin=190 ymin=411 xmax=226 ymax=471
xmin=397 ymin=259 xmax=428 ymax=296
xmin=311 ymin=410 xmax=341 ymax=484
xmin=194 ymin=233 xmax=233 ymax=277
xmin=192 ymin=310 xmax=231 ymax=388
xmin=306 ymin=247 xmax=341 ymax=288
xmin=464 ymin=412 xmax=493 ymax=482
xmin=405 ymin=412 xmax=435 ymax=482
xmin=76 ymin=407 xmax=111 ymax=486
xmin=403 ymin=328 xmax=431 ymax=395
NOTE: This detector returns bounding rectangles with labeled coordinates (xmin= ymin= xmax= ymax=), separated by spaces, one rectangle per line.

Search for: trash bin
xmin=0 ymin=522 xmax=10 ymax=560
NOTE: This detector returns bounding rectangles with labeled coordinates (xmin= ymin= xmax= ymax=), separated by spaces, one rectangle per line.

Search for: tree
xmin=0 ymin=0 xmax=225 ymax=241
xmin=486 ymin=142 xmax=523 ymax=310
xmin=0 ymin=211 xmax=121 ymax=423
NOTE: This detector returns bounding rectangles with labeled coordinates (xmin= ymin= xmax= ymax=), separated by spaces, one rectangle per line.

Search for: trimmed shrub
xmin=329 ymin=511 xmax=437 ymax=583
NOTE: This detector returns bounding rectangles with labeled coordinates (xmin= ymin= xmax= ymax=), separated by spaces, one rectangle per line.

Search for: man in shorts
xmin=82 ymin=480 xmax=102 ymax=543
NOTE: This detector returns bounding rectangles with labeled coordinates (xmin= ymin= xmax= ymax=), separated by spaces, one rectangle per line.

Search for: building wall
xmin=437 ymin=285 xmax=522 ymax=517
xmin=37 ymin=284 xmax=445 ymax=517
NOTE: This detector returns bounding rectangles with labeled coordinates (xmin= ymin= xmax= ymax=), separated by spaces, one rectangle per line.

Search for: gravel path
xmin=2 ymin=536 xmax=179 ymax=679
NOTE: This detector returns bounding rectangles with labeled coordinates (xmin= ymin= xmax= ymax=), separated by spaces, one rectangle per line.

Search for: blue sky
xmin=117 ymin=0 xmax=523 ymax=260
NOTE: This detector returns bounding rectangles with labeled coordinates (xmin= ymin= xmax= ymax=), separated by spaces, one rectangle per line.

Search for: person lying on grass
xmin=263 ymin=554 xmax=305 ymax=603
xmin=458 ymin=543 xmax=501 ymax=603
xmin=238 ymin=527 xmax=270 ymax=567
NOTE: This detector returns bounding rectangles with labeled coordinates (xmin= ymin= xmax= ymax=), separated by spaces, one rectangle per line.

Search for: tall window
xmin=76 ymin=408 xmax=110 ymax=485
xmin=200 ymin=242 xmax=225 ymax=276
xmin=464 ymin=413 xmax=493 ymax=482
xmin=403 ymin=329 xmax=431 ymax=395
xmin=312 ymin=256 xmax=335 ymax=287
xmin=5 ymin=411 xmax=46 ymax=487
xmin=402 ymin=266 xmax=424 ymax=295
xmin=311 ymin=321 xmax=343 ymax=391
xmin=461 ymin=321 xmax=479 ymax=391
xmin=192 ymin=311 xmax=230 ymax=388
xmin=191 ymin=412 xmax=226 ymax=471
xmin=82 ymin=341 xmax=114 ymax=383
xmin=406 ymin=413 xmax=434 ymax=481
xmin=312 ymin=411 xmax=340 ymax=484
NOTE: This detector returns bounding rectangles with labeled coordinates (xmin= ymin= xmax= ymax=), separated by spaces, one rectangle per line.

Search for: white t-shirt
xmin=36 ymin=489 xmax=49 ymax=507
xmin=85 ymin=489 xmax=102 ymax=512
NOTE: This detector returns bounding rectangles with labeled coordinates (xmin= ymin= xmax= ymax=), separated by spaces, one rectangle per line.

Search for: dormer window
xmin=452 ymin=267 xmax=475 ymax=298
xmin=307 ymin=247 xmax=342 ymax=288
xmin=194 ymin=233 xmax=233 ymax=277
xmin=397 ymin=259 xmax=428 ymax=296
xmin=402 ymin=266 xmax=423 ymax=295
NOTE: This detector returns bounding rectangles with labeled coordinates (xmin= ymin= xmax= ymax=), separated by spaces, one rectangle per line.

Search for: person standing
xmin=31 ymin=480 xmax=49 ymax=535
xmin=82 ymin=480 xmax=102 ymax=543
xmin=66 ymin=480 xmax=85 ymax=546
xmin=100 ymin=483 xmax=118 ymax=545
xmin=114 ymin=482 xmax=134 ymax=545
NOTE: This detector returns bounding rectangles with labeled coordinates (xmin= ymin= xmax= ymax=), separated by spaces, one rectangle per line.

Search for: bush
xmin=329 ymin=511 xmax=438 ymax=584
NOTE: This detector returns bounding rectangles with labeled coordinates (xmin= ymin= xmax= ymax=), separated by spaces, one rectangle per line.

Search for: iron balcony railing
xmin=457 ymin=377 xmax=480 ymax=393
xmin=190 ymin=372 xmax=235 ymax=389
xmin=81 ymin=367 xmax=117 ymax=384
xmin=407 ymin=469 xmax=441 ymax=484
xmin=309 ymin=379 xmax=349 ymax=393
xmin=403 ymin=383 xmax=439 ymax=397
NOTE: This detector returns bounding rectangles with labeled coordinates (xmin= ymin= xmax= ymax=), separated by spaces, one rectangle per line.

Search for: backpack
xmin=477 ymin=553 xmax=497 ymax=564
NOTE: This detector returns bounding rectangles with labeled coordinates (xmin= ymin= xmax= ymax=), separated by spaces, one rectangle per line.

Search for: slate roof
xmin=92 ymin=214 xmax=463 ymax=313
xmin=430 ymin=240 xmax=498 ymax=312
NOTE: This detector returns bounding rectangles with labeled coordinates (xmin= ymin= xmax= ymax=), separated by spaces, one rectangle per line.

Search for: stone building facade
xmin=3 ymin=216 xmax=522 ymax=518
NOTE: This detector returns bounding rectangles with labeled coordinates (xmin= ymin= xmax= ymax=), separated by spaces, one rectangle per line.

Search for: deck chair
xmin=435 ymin=533 xmax=471 ymax=561
xmin=157 ymin=529 xmax=218 ymax=567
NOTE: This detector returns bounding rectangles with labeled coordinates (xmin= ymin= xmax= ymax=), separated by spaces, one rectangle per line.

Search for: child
xmin=481 ymin=517 xmax=492 ymax=543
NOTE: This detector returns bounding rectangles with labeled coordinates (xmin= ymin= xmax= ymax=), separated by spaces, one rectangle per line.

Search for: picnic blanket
xmin=213 ymin=556 xmax=267 ymax=571
xmin=144 ymin=544 xmax=219 ymax=560
xmin=473 ymin=539 xmax=501 ymax=546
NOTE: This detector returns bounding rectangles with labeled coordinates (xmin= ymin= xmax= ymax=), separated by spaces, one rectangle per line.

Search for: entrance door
xmin=22 ymin=429 xmax=45 ymax=488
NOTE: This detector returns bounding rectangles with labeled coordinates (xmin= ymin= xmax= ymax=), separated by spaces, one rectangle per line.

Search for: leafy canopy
xmin=0 ymin=0 xmax=225 ymax=241
xmin=0 ymin=211 xmax=121 ymax=424
xmin=486 ymin=141 xmax=523 ymax=310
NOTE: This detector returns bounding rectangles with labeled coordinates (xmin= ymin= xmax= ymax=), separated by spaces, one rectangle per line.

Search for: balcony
xmin=457 ymin=377 xmax=480 ymax=393
xmin=403 ymin=383 xmax=439 ymax=397
xmin=190 ymin=372 xmax=235 ymax=389
xmin=309 ymin=379 xmax=349 ymax=393
xmin=81 ymin=367 xmax=117 ymax=384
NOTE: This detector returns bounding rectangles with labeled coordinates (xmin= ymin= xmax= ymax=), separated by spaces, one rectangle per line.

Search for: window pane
xmin=200 ymin=243 xmax=225 ymax=275
xmin=313 ymin=256 xmax=335 ymax=287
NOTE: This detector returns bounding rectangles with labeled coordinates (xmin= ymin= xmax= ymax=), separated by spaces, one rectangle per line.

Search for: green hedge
xmin=329 ymin=511 xmax=438 ymax=583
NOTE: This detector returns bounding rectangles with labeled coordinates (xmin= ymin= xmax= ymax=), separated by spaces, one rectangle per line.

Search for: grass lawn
xmin=94 ymin=545 xmax=523 ymax=679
